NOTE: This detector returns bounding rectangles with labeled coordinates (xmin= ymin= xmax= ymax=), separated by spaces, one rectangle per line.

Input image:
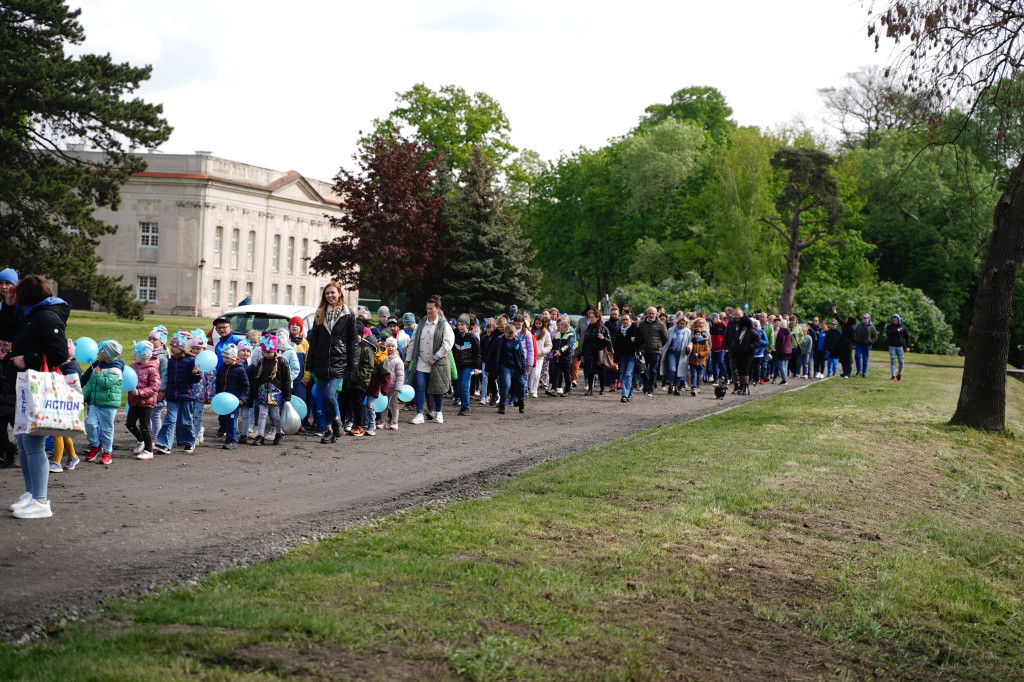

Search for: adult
xmin=885 ymin=314 xmax=910 ymax=381
xmin=729 ymin=316 xmax=760 ymax=395
xmin=580 ymin=308 xmax=611 ymax=397
xmin=854 ymin=313 xmax=878 ymax=378
xmin=773 ymin=319 xmax=792 ymax=385
xmin=723 ymin=307 xmax=745 ymax=389
xmin=304 ymin=281 xmax=358 ymax=443
xmin=452 ymin=315 xmax=481 ymax=415
xmin=838 ymin=316 xmax=857 ymax=378
xmin=407 ymin=294 xmax=454 ymax=424
xmin=528 ymin=314 xmax=552 ymax=399
xmin=611 ymin=312 xmax=639 ymax=402
xmin=662 ymin=314 xmax=692 ymax=395
xmin=572 ymin=305 xmax=595 ymax=386
xmin=637 ymin=307 xmax=669 ymax=397
xmin=7 ymin=275 xmax=70 ymax=519
xmin=708 ymin=313 xmax=728 ymax=383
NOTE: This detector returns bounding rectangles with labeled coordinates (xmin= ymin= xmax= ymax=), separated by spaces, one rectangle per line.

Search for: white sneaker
xmin=13 ymin=499 xmax=52 ymax=519
xmin=248 ymin=425 xmax=257 ymax=437
xmin=479 ymin=397 xmax=487 ymax=405
xmin=184 ymin=442 xmax=197 ymax=453
xmin=530 ymin=392 xmax=538 ymax=399
xmin=136 ymin=450 xmax=154 ymax=460
xmin=662 ymin=385 xmax=670 ymax=391
xmin=410 ymin=413 xmax=425 ymax=425
xmin=132 ymin=440 xmax=146 ymax=455
xmin=364 ymin=428 xmax=376 ymax=436
xmin=556 ymin=387 xmax=563 ymax=395
xmin=198 ymin=427 xmax=205 ymax=444
xmin=9 ymin=492 xmax=32 ymax=511
xmin=434 ymin=412 xmax=444 ymax=424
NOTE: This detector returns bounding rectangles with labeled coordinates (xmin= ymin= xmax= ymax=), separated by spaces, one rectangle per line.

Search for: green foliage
xmin=0 ymin=0 xmax=171 ymax=318
xmin=612 ymin=118 xmax=708 ymax=214
xmin=638 ymin=85 xmax=736 ymax=146
xmin=795 ymin=281 xmax=954 ymax=354
xmin=612 ymin=272 xmax=778 ymax=314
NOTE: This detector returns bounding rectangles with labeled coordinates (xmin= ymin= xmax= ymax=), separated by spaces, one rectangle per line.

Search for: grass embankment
xmin=65 ymin=312 xmax=213 ymax=358
xmin=3 ymin=362 xmax=1023 ymax=680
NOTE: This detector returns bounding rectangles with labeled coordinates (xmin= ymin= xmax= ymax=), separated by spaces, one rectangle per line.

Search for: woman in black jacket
xmin=610 ymin=312 xmax=639 ymax=402
xmin=580 ymin=308 xmax=611 ymax=396
xmin=452 ymin=315 xmax=481 ymax=416
xmin=729 ymin=316 xmax=760 ymax=395
xmin=303 ymin=281 xmax=358 ymax=443
xmin=8 ymin=275 xmax=71 ymax=519
xmin=838 ymin=315 xmax=857 ymax=378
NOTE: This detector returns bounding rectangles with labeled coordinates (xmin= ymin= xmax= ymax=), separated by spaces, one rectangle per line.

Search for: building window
xmin=270 ymin=283 xmax=278 ymax=304
xmin=299 ymin=285 xmax=306 ymax=306
xmin=231 ymin=228 xmax=239 ymax=269
xmin=212 ymin=279 xmax=221 ymax=306
xmin=301 ymin=239 xmax=309 ymax=274
xmin=214 ymin=226 xmax=223 ymax=267
xmin=247 ymin=231 xmax=256 ymax=271
xmin=139 ymin=222 xmax=159 ymax=247
xmin=287 ymin=236 xmax=295 ymax=274
xmin=229 ymin=281 xmax=237 ymax=306
xmin=285 ymin=284 xmax=293 ymax=305
xmin=272 ymin=235 xmax=280 ymax=272
xmin=137 ymin=276 xmax=157 ymax=302
xmin=245 ymin=281 xmax=253 ymax=301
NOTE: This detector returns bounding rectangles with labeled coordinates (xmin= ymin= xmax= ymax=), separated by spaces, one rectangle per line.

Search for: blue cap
xmin=0 ymin=268 xmax=18 ymax=285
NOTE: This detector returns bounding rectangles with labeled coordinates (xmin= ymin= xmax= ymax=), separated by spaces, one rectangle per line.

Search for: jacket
xmin=662 ymin=325 xmax=691 ymax=376
xmin=533 ymin=329 xmax=553 ymax=362
xmin=855 ymin=321 xmax=878 ymax=346
xmin=581 ymin=323 xmax=611 ymax=360
xmin=408 ymin=315 xmax=454 ymax=395
xmin=452 ymin=330 xmax=482 ymax=371
xmin=305 ymin=306 xmax=359 ymax=381
xmin=164 ymin=354 xmax=201 ymax=402
xmin=9 ymin=297 xmax=70 ymax=371
xmin=611 ymin=322 xmax=639 ymax=359
xmin=388 ymin=354 xmax=405 ymax=394
xmin=551 ymin=330 xmax=576 ymax=361
xmin=83 ymin=358 xmax=125 ymax=408
xmin=0 ymin=355 xmax=17 ymax=418
xmin=637 ymin=318 xmax=669 ymax=354
xmin=214 ymin=334 xmax=243 ymax=371
xmin=774 ymin=328 xmax=793 ymax=360
xmin=493 ymin=335 xmax=527 ymax=374
xmin=215 ymin=361 xmax=250 ymax=401
xmin=709 ymin=322 xmax=727 ymax=352
xmin=730 ymin=328 xmax=760 ymax=358
xmin=127 ymin=358 xmax=161 ymax=408
xmin=353 ymin=336 xmax=378 ymax=389
xmin=688 ymin=335 xmax=710 ymax=367
xmin=248 ymin=357 xmax=292 ymax=405
xmin=885 ymin=320 xmax=909 ymax=349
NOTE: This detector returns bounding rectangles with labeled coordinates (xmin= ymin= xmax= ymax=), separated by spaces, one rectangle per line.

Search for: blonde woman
xmin=303 ymin=281 xmax=358 ymax=443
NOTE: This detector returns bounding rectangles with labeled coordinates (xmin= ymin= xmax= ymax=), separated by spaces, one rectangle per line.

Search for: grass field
xmin=2 ymin=360 xmax=1022 ymax=679
xmin=65 ymin=311 xmax=214 ymax=361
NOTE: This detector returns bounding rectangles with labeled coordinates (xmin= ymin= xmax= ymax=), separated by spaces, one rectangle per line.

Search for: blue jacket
xmin=215 ymin=361 xmax=250 ymax=401
xmin=214 ymin=334 xmax=243 ymax=371
xmin=493 ymin=335 xmax=527 ymax=373
xmin=164 ymin=354 xmax=201 ymax=402
xmin=824 ymin=328 xmax=842 ymax=353
xmin=754 ymin=328 xmax=769 ymax=357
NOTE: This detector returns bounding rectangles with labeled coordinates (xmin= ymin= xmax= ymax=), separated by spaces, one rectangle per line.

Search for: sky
xmin=69 ymin=0 xmax=895 ymax=183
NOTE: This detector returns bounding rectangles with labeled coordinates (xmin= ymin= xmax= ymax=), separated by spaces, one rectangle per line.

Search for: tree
xmin=439 ymin=146 xmax=541 ymax=314
xmin=0 ymin=0 xmax=171 ymax=317
xmin=310 ymin=133 xmax=449 ymax=306
xmin=818 ymin=65 xmax=930 ymax=150
xmin=612 ymin=118 xmax=708 ymax=215
xmin=868 ymin=0 xmax=1024 ymax=431
xmin=760 ymin=148 xmax=844 ymax=315
xmin=638 ymin=86 xmax=736 ymax=146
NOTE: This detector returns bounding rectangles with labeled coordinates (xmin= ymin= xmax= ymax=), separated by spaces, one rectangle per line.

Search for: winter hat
xmin=448 ymin=317 xmax=457 ymax=328
xmin=509 ymin=304 xmax=518 ymax=316
xmin=260 ymin=335 xmax=278 ymax=353
xmin=386 ymin=317 xmax=399 ymax=327
xmin=0 ymin=268 xmax=18 ymax=285
xmin=275 ymin=327 xmax=292 ymax=348
xmin=891 ymin=313 xmax=901 ymax=323
xmin=402 ymin=312 xmax=416 ymax=325
xmin=170 ymin=330 xmax=192 ymax=348
xmin=378 ymin=305 xmax=390 ymax=318
xmin=457 ymin=315 xmax=471 ymax=327
xmin=711 ymin=313 xmax=720 ymax=320
xmin=188 ymin=335 xmax=206 ymax=350
xmin=362 ymin=326 xmax=372 ymax=337
xmin=288 ymin=316 xmax=305 ymax=336
xmin=236 ymin=339 xmax=252 ymax=352
xmin=221 ymin=343 xmax=238 ymax=361
xmin=149 ymin=325 xmax=168 ymax=343
xmin=384 ymin=336 xmax=397 ymax=349
xmin=98 ymin=339 xmax=122 ymax=360
xmin=133 ymin=340 xmax=154 ymax=359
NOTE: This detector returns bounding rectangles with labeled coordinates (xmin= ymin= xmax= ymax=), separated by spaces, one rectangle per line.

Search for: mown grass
xmin=65 ymin=311 xmax=213 ymax=361
xmin=2 ymin=360 xmax=1023 ymax=680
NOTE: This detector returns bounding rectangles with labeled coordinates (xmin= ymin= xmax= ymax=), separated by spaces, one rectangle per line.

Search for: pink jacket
xmin=127 ymin=358 xmax=161 ymax=408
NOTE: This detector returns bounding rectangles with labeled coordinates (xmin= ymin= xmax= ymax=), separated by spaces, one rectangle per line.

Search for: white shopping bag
xmin=14 ymin=366 xmax=87 ymax=437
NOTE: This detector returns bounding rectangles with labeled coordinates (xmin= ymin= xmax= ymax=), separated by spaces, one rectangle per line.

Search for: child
xmin=235 ymin=339 xmax=254 ymax=444
xmin=215 ymin=343 xmax=249 ymax=450
xmin=149 ymin=325 xmax=168 ymax=441
xmin=363 ymin=334 xmax=392 ymax=436
xmin=384 ymin=337 xmax=405 ymax=430
xmin=687 ymin=320 xmax=710 ymax=396
xmin=153 ymin=332 xmax=201 ymax=455
xmin=799 ymin=324 xmax=813 ymax=379
xmin=48 ymin=339 xmax=82 ymax=471
xmin=346 ymin=326 xmax=376 ymax=437
xmin=126 ymin=340 xmax=161 ymax=461
xmin=287 ymin=317 xmax=309 ymax=434
xmin=545 ymin=318 xmax=575 ymax=397
xmin=82 ymin=339 xmax=124 ymax=466
xmin=247 ymin=335 xmax=291 ymax=446
xmin=188 ymin=331 xmax=215 ymax=448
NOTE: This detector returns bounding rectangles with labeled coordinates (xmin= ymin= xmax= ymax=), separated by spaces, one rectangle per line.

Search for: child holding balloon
xmin=214 ymin=343 xmax=249 ymax=450
xmin=49 ymin=339 xmax=81 ymax=471
xmin=384 ymin=336 xmax=405 ymax=430
xmin=247 ymin=335 xmax=291 ymax=446
xmin=235 ymin=339 xmax=254 ymax=444
xmin=153 ymin=332 xmax=201 ymax=455
xmin=125 ymin=340 xmax=161 ymax=460
xmin=148 ymin=325 xmax=169 ymax=443
xmin=189 ymin=332 xmax=217 ymax=449
xmin=82 ymin=339 xmax=124 ymax=466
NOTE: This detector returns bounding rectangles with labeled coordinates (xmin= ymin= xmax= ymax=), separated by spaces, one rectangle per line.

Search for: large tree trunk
xmin=949 ymin=159 xmax=1024 ymax=432
xmin=779 ymin=242 xmax=801 ymax=316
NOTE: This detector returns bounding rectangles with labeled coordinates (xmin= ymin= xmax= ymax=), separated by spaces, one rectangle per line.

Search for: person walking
xmin=304 ymin=281 xmax=358 ymax=443
xmin=611 ymin=312 xmax=639 ymax=402
xmin=452 ymin=315 xmax=481 ymax=415
xmin=773 ymin=319 xmax=792 ymax=385
xmin=407 ymin=294 xmax=454 ymax=424
xmin=885 ymin=314 xmax=910 ymax=381
xmin=636 ymin=307 xmax=668 ymax=397
xmin=854 ymin=313 xmax=878 ymax=377
xmin=580 ymin=308 xmax=611 ymax=397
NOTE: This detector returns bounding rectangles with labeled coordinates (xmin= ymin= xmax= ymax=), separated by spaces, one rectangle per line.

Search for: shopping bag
xmin=14 ymin=362 xmax=87 ymax=437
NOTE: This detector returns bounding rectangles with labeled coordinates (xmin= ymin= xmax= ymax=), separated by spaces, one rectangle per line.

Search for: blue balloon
xmin=289 ymin=395 xmax=308 ymax=419
xmin=195 ymin=349 xmax=217 ymax=373
xmin=211 ymin=392 xmax=240 ymax=416
xmin=75 ymin=337 xmax=98 ymax=365
xmin=373 ymin=394 xmax=388 ymax=413
xmin=121 ymin=366 xmax=138 ymax=392
xmin=398 ymin=384 xmax=414 ymax=403
xmin=311 ymin=383 xmax=322 ymax=403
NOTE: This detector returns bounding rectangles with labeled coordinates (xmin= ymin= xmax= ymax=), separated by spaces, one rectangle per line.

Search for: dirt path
xmin=0 ymin=378 xmax=809 ymax=641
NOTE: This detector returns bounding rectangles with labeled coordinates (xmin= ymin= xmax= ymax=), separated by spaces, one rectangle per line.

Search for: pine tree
xmin=440 ymin=146 xmax=541 ymax=316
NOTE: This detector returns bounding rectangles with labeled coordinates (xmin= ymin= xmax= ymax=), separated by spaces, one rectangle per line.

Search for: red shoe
xmin=759 ymin=379 xmax=765 ymax=385
xmin=897 ymin=374 xmax=902 ymax=382
xmin=99 ymin=452 xmax=112 ymax=465
xmin=84 ymin=446 xmax=101 ymax=462
xmin=349 ymin=426 xmax=364 ymax=437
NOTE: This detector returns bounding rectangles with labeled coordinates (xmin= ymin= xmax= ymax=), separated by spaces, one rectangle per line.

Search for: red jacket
xmin=127 ymin=358 xmax=161 ymax=408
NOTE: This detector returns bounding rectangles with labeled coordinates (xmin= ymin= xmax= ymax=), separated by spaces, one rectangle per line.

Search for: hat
xmin=221 ymin=343 xmax=238 ymax=361
xmin=509 ymin=304 xmax=518 ymax=316
xmin=402 ymin=312 xmax=416 ymax=325
xmin=384 ymin=336 xmax=397 ymax=349
xmin=170 ymin=331 xmax=192 ymax=348
xmin=378 ymin=305 xmax=390 ymax=318
xmin=98 ymin=339 xmax=122 ymax=360
xmin=0 ymin=268 xmax=18 ymax=285
xmin=260 ymin=335 xmax=278 ymax=353
xmin=711 ymin=313 xmax=720 ymax=320
xmin=188 ymin=335 xmax=206 ymax=349
xmin=149 ymin=325 xmax=168 ymax=343
xmin=236 ymin=339 xmax=252 ymax=351
xmin=457 ymin=315 xmax=471 ymax=327
xmin=132 ymin=340 xmax=154 ymax=359
xmin=862 ymin=313 xmax=870 ymax=320
xmin=448 ymin=318 xmax=457 ymax=327
xmin=213 ymin=316 xmax=230 ymax=326
xmin=386 ymin=317 xmax=399 ymax=327
xmin=276 ymin=327 xmax=291 ymax=343
xmin=288 ymin=316 xmax=304 ymax=332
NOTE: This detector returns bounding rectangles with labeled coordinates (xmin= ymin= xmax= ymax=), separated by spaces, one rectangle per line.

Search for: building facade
xmin=77 ymin=150 xmax=355 ymax=317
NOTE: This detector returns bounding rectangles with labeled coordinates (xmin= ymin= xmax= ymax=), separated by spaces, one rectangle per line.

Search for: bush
xmin=796 ymin=281 xmax=955 ymax=354
xmin=612 ymin=273 xmax=779 ymax=316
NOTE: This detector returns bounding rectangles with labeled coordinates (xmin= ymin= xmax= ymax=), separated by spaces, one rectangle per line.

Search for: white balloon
xmin=280 ymin=402 xmax=301 ymax=435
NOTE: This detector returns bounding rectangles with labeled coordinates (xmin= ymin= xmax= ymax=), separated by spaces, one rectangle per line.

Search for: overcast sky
xmin=70 ymin=0 xmax=894 ymax=182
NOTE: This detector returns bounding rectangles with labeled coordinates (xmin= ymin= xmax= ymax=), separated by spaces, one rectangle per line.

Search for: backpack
xmin=372 ymin=347 xmax=390 ymax=375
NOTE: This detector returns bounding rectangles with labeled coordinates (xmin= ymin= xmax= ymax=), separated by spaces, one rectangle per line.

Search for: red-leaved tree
xmin=310 ymin=133 xmax=450 ymax=305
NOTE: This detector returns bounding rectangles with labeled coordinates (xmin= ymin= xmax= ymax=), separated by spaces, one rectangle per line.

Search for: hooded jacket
xmin=83 ymin=357 xmax=125 ymax=408
xmin=127 ymin=357 xmax=161 ymax=408
xmin=306 ymin=305 xmax=358 ymax=380
xmin=855 ymin=320 xmax=879 ymax=346
xmin=885 ymin=317 xmax=910 ymax=349
xmin=164 ymin=353 xmax=201 ymax=402
xmin=9 ymin=297 xmax=70 ymax=371
xmin=453 ymin=330 xmax=482 ymax=371
xmin=215 ymin=360 xmax=250 ymax=401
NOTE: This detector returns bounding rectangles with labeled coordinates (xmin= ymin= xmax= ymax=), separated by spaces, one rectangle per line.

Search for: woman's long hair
xmin=314 ymin=281 xmax=345 ymax=326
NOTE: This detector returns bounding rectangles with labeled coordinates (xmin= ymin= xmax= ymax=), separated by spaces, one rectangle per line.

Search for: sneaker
xmin=238 ymin=435 xmax=248 ymax=445
xmin=153 ymin=444 xmax=171 ymax=455
xmin=49 ymin=460 xmax=63 ymax=473
xmin=388 ymin=422 xmax=398 ymax=430
xmin=425 ymin=411 xmax=436 ymax=421
xmin=64 ymin=456 xmax=80 ymax=470
xmin=343 ymin=421 xmax=353 ymax=433
xmin=497 ymin=405 xmax=505 ymax=414
xmin=518 ymin=403 xmax=525 ymax=414
xmin=137 ymin=450 xmax=154 ymax=459
xmin=184 ymin=443 xmax=196 ymax=454
xmin=248 ymin=425 xmax=258 ymax=437
xmin=410 ymin=413 xmax=425 ymax=425
xmin=364 ymin=428 xmax=376 ymax=436
xmin=479 ymin=397 xmax=488 ymax=405
xmin=457 ymin=407 xmax=470 ymax=416
xmin=662 ymin=385 xmax=670 ymax=391
xmin=132 ymin=441 xmax=146 ymax=455
xmin=13 ymin=500 xmax=52 ymax=519
xmin=571 ymin=380 xmax=577 ymax=388
xmin=556 ymin=387 xmax=563 ymax=395
xmin=9 ymin=492 xmax=33 ymax=511
xmin=84 ymin=446 xmax=101 ymax=462
xmin=780 ymin=380 xmax=787 ymax=385
xmin=434 ymin=412 xmax=444 ymax=424
xmin=99 ymin=452 xmax=112 ymax=465
xmin=890 ymin=376 xmax=897 ymax=381
xmin=272 ymin=433 xmax=283 ymax=445
xmin=199 ymin=427 xmax=206 ymax=444
xmin=251 ymin=435 xmax=265 ymax=446
xmin=897 ymin=374 xmax=902 ymax=382
xmin=349 ymin=426 xmax=364 ymax=437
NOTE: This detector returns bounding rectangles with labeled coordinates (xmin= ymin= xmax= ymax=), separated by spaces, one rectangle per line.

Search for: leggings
xmin=551 ymin=361 xmax=571 ymax=391
xmin=338 ymin=382 xmax=366 ymax=427
xmin=52 ymin=437 xmax=76 ymax=464
xmin=126 ymin=406 xmax=154 ymax=452
xmin=583 ymin=355 xmax=603 ymax=391
xmin=257 ymin=405 xmax=282 ymax=436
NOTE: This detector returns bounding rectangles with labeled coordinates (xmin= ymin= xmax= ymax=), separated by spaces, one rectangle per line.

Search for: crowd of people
xmin=0 ymin=272 xmax=912 ymax=520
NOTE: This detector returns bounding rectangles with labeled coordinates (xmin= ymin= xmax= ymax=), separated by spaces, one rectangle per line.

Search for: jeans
xmin=219 ymin=409 xmax=238 ymax=442
xmin=688 ymin=365 xmax=702 ymax=389
xmin=17 ymin=434 xmax=49 ymax=500
xmin=155 ymin=399 xmax=194 ymax=451
xmin=86 ymin=405 xmax=117 ymax=453
xmin=889 ymin=346 xmax=904 ymax=376
xmin=710 ymin=350 xmax=727 ymax=382
xmin=855 ymin=345 xmax=871 ymax=375
xmin=774 ymin=358 xmax=788 ymax=381
xmin=664 ymin=350 xmax=682 ymax=387
xmin=827 ymin=355 xmax=838 ymax=375
xmin=619 ymin=354 xmax=636 ymax=398
xmin=644 ymin=352 xmax=660 ymax=392
xmin=150 ymin=400 xmax=165 ymax=440
xmin=800 ymin=353 xmax=812 ymax=377
xmin=413 ymin=370 xmax=442 ymax=415
xmin=191 ymin=399 xmax=205 ymax=443
xmin=499 ymin=365 xmax=527 ymax=407
xmin=322 ymin=377 xmax=343 ymax=423
xmin=458 ymin=367 xmax=474 ymax=408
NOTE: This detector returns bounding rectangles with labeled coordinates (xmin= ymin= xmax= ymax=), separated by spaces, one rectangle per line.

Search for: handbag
xmin=635 ymin=351 xmax=646 ymax=376
xmin=598 ymin=349 xmax=618 ymax=372
xmin=14 ymin=357 xmax=87 ymax=437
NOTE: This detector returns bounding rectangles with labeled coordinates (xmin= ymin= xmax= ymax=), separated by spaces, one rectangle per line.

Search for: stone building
xmin=75 ymin=150 xmax=355 ymax=317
